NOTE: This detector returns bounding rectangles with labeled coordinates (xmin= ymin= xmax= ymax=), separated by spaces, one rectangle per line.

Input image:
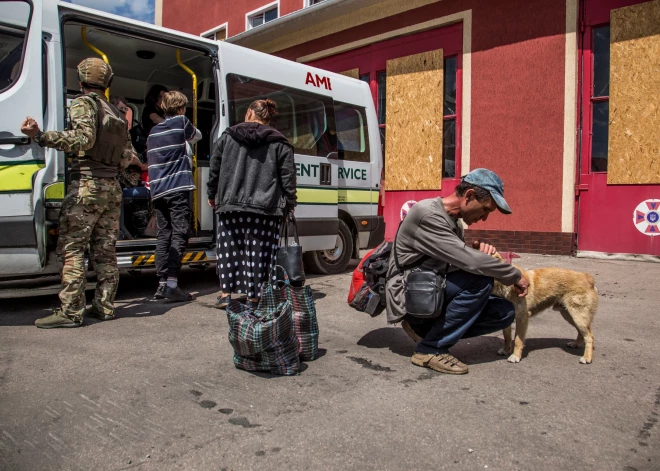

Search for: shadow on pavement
xmin=358 ymin=327 xmax=581 ymax=366
xmin=357 ymin=327 xmax=417 ymax=357
xmin=450 ymin=335 xmax=581 ymax=365
xmin=0 ymin=267 xmax=220 ymax=327
xmin=232 ymin=349 xmax=327 ymax=379
xmin=312 ymin=290 xmax=327 ymax=301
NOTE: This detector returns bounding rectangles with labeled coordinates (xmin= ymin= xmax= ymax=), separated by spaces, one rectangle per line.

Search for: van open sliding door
xmin=0 ymin=0 xmax=48 ymax=275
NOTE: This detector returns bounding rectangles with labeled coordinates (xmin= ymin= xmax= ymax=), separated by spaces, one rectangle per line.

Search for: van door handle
xmin=0 ymin=136 xmax=31 ymax=145
xmin=320 ymin=163 xmax=331 ymax=185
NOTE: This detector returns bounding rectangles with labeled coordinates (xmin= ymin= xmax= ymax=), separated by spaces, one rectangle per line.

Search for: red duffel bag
xmin=347 ymin=248 xmax=377 ymax=304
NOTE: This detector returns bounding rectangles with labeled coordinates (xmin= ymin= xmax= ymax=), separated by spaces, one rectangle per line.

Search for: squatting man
xmin=386 ymin=168 xmax=530 ymax=375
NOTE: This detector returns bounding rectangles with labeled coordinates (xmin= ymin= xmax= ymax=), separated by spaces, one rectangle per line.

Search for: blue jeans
xmin=405 ymin=270 xmax=515 ymax=355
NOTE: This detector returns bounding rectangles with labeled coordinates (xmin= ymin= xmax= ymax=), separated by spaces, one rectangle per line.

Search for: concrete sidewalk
xmin=0 ymin=254 xmax=659 ymax=470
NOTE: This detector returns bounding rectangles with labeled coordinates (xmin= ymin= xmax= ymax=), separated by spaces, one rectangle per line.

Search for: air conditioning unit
xmin=197 ymin=78 xmax=216 ymax=104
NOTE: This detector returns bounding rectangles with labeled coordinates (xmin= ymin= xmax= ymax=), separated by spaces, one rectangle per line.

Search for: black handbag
xmin=129 ymin=121 xmax=148 ymax=156
xmin=392 ymin=227 xmax=447 ymax=319
xmin=277 ymin=214 xmax=305 ymax=286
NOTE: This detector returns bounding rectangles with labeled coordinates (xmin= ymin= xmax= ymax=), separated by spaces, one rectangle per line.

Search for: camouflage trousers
xmin=57 ymin=178 xmax=122 ymax=320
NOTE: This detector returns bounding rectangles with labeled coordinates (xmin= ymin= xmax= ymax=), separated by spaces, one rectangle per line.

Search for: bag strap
xmin=392 ymin=221 xmax=428 ymax=276
xmin=281 ymin=214 xmax=300 ymax=249
xmin=270 ymin=264 xmax=291 ymax=285
xmin=281 ymin=215 xmax=289 ymax=248
xmin=391 ymin=221 xmax=450 ymax=279
xmin=270 ymin=264 xmax=294 ymax=303
xmin=288 ymin=214 xmax=301 ymax=245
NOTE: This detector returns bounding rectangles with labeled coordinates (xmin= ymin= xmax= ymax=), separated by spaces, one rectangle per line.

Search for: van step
xmin=116 ymin=236 xmax=213 ymax=249
xmin=117 ymin=249 xmax=216 ymax=269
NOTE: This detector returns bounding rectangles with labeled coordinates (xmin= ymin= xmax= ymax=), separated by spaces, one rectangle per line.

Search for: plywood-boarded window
xmin=339 ymin=69 xmax=359 ymax=79
xmin=384 ymin=50 xmax=444 ymax=190
xmin=608 ymin=0 xmax=660 ymax=184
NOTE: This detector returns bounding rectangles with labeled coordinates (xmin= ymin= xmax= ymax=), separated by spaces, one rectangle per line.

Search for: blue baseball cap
xmin=462 ymin=168 xmax=512 ymax=214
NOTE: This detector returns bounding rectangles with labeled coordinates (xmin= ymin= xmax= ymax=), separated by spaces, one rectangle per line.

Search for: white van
xmin=0 ymin=0 xmax=385 ymax=281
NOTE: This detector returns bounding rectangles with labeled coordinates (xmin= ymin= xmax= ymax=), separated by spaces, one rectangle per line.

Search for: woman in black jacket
xmin=207 ymin=99 xmax=297 ymax=309
xmin=141 ymin=84 xmax=168 ymax=136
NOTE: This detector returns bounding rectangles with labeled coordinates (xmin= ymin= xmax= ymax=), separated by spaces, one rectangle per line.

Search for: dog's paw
xmin=567 ymin=341 xmax=582 ymax=349
xmin=497 ymin=347 xmax=509 ymax=356
xmin=579 ymin=357 xmax=592 ymax=364
xmin=507 ymin=354 xmax=521 ymax=363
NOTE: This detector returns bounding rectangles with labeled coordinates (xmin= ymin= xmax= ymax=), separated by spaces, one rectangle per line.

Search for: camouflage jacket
xmin=35 ymin=93 xmax=133 ymax=173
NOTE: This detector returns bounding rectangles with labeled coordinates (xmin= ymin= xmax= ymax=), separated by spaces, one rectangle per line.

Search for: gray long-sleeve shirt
xmin=385 ymin=197 xmax=522 ymax=324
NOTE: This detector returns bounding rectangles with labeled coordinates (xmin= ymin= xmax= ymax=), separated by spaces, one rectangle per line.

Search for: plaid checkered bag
xmin=264 ymin=266 xmax=319 ymax=361
xmin=226 ymin=299 xmax=300 ymax=376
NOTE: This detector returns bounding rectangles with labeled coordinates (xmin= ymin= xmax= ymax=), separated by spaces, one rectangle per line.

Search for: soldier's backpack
xmin=348 ymin=241 xmax=392 ymax=317
xmin=81 ymin=93 xmax=128 ymax=166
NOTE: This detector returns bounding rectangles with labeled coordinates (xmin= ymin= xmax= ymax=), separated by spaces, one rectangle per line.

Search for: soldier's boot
xmin=35 ymin=309 xmax=83 ymax=329
xmin=84 ymin=306 xmax=114 ymax=321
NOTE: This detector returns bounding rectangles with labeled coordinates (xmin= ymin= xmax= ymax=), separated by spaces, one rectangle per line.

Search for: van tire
xmin=303 ymin=220 xmax=353 ymax=274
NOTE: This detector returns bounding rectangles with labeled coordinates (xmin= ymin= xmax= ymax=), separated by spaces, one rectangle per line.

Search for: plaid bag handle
xmin=270 ymin=264 xmax=291 ymax=286
xmin=270 ymin=264 xmax=294 ymax=303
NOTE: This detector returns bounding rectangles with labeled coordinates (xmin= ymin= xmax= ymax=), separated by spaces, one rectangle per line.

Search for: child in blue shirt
xmin=147 ymin=91 xmax=201 ymax=302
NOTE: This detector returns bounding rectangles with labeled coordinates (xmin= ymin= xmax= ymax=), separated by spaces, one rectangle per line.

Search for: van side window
xmin=334 ymin=102 xmax=370 ymax=163
xmin=0 ymin=1 xmax=31 ymax=93
xmin=226 ymin=73 xmax=337 ymax=157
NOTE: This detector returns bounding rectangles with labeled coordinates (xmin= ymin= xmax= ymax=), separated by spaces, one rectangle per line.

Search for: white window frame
xmin=245 ymin=1 xmax=279 ymax=30
xmin=304 ymin=0 xmax=326 ymax=7
xmin=200 ymin=22 xmax=228 ymax=41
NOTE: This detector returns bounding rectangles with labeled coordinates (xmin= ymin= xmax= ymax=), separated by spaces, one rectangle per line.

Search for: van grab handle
xmin=0 ymin=136 xmax=30 ymax=145
xmin=81 ymin=27 xmax=111 ymax=100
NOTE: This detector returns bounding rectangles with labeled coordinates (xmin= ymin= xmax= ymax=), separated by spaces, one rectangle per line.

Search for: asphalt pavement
xmin=0 ymin=254 xmax=659 ymax=471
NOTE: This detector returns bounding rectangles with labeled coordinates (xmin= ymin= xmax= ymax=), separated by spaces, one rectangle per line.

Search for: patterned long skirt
xmin=216 ymin=211 xmax=282 ymax=298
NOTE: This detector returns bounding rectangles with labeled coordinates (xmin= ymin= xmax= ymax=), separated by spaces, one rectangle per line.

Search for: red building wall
xmin=470 ymin=0 xmax=566 ymax=233
xmin=163 ymin=0 xmax=571 ymax=248
xmin=162 ymin=0 xmax=303 ymax=37
xmin=275 ymin=0 xmax=567 ymax=234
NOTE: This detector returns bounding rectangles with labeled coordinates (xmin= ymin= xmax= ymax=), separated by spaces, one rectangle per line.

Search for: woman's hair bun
xmin=249 ymin=98 xmax=278 ymax=122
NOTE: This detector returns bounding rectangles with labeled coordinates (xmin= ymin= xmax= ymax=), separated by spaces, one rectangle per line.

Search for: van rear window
xmin=334 ymin=102 xmax=370 ymax=163
xmin=226 ymin=73 xmax=337 ymax=158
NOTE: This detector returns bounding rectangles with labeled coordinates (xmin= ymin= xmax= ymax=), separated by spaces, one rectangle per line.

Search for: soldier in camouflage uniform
xmin=21 ymin=58 xmax=133 ymax=328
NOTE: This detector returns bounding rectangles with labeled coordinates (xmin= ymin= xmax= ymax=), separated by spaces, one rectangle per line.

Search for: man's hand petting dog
xmin=478 ymin=242 xmax=497 ymax=255
xmin=472 ymin=240 xmax=529 ymax=297
xmin=514 ymin=275 xmax=529 ymax=297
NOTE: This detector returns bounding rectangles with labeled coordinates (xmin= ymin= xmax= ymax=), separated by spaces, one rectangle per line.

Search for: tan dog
xmin=491 ymin=255 xmax=598 ymax=364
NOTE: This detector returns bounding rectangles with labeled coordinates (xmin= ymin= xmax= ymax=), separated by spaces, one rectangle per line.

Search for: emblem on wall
xmin=633 ymin=199 xmax=660 ymax=236
xmin=400 ymin=200 xmax=417 ymax=220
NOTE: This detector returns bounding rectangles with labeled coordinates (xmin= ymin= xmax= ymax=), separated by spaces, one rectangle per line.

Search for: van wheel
xmin=303 ymin=220 xmax=353 ymax=275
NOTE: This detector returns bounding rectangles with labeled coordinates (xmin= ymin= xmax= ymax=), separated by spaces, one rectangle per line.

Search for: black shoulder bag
xmin=392 ymin=230 xmax=448 ymax=319
xmin=277 ymin=214 xmax=305 ymax=286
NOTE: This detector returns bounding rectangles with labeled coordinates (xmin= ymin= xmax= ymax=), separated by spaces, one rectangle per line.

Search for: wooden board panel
xmin=608 ymin=0 xmax=660 ymax=184
xmin=385 ymin=50 xmax=444 ymax=190
xmin=339 ymin=69 xmax=359 ymax=79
